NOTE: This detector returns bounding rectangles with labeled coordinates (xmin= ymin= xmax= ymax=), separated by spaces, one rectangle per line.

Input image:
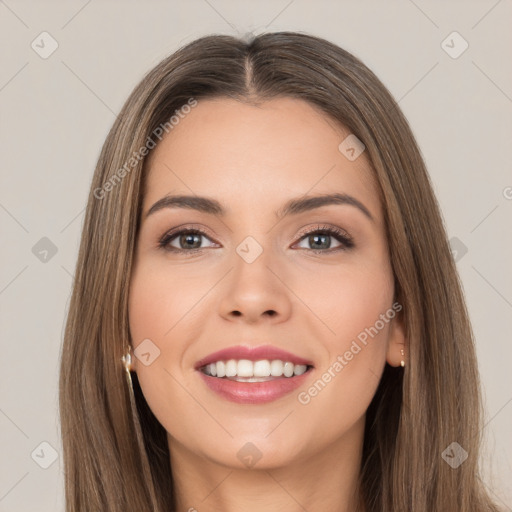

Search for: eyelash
xmin=157 ymin=224 xmax=354 ymax=256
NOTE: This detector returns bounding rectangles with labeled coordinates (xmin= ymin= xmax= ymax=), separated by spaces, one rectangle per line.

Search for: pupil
xmin=310 ymin=234 xmax=330 ymax=249
xmin=181 ymin=233 xmax=200 ymax=249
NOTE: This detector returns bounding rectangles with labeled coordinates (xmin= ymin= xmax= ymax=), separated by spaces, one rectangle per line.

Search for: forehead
xmin=142 ymin=97 xmax=381 ymax=221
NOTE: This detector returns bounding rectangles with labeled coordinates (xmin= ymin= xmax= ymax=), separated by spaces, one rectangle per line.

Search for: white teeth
xmin=216 ymin=361 xmax=226 ymax=378
xmin=253 ymin=360 xmax=271 ymax=377
xmin=225 ymin=360 xmax=237 ymax=377
xmin=270 ymin=360 xmax=283 ymax=376
xmin=283 ymin=362 xmax=294 ymax=377
xmin=294 ymin=364 xmax=307 ymax=376
xmin=237 ymin=359 xmax=253 ymax=377
xmin=202 ymin=359 xmax=310 ymax=378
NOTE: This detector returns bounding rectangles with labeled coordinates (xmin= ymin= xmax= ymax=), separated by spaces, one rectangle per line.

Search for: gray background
xmin=1 ymin=1 xmax=511 ymax=510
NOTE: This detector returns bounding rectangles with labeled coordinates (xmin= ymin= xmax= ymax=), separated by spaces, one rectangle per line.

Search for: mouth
xmin=194 ymin=345 xmax=315 ymax=404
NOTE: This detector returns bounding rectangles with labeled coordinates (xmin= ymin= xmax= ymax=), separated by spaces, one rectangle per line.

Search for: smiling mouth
xmin=199 ymin=359 xmax=315 ymax=382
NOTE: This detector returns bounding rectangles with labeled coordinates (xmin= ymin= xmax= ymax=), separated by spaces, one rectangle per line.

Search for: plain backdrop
xmin=0 ymin=1 xmax=511 ymax=510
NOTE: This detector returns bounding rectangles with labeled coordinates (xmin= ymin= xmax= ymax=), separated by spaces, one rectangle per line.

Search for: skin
xmin=128 ymin=97 xmax=406 ymax=512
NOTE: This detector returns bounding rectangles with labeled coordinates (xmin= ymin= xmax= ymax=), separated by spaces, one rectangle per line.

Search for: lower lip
xmin=197 ymin=370 xmax=313 ymax=404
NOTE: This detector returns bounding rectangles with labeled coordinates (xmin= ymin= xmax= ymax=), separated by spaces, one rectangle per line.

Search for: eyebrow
xmin=145 ymin=192 xmax=374 ymax=222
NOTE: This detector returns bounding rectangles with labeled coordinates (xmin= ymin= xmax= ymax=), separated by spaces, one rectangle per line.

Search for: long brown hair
xmin=59 ymin=31 xmax=503 ymax=511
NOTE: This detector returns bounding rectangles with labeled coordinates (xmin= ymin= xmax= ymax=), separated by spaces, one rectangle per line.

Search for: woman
xmin=59 ymin=31 xmax=504 ymax=511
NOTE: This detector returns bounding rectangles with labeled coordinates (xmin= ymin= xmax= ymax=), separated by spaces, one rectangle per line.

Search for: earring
xmin=400 ymin=348 xmax=405 ymax=367
xmin=121 ymin=349 xmax=132 ymax=372
xmin=121 ymin=347 xmax=134 ymax=389
xmin=121 ymin=347 xmax=137 ymax=412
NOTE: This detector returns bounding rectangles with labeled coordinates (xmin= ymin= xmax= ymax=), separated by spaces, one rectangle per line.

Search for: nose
xmin=218 ymin=245 xmax=292 ymax=324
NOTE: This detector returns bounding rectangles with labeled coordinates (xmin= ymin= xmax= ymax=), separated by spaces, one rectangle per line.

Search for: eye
xmin=158 ymin=227 xmax=218 ymax=254
xmin=157 ymin=224 xmax=354 ymax=255
xmin=293 ymin=224 xmax=354 ymax=253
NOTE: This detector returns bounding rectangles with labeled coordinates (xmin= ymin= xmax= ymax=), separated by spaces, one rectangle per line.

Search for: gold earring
xmin=400 ymin=348 xmax=405 ymax=367
xmin=121 ymin=349 xmax=132 ymax=372
xmin=121 ymin=347 xmax=137 ymax=412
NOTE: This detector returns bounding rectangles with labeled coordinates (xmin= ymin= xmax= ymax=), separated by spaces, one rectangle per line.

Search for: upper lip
xmin=194 ymin=344 xmax=314 ymax=370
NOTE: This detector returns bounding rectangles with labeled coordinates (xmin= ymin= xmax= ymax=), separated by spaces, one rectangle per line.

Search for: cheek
xmin=336 ymin=274 xmax=394 ymax=349
xmin=294 ymin=262 xmax=395 ymax=426
xmin=127 ymin=258 xmax=209 ymax=384
xmin=128 ymin=259 xmax=199 ymax=343
xmin=127 ymin=264 xmax=195 ymax=433
xmin=292 ymin=256 xmax=394 ymax=351
xmin=127 ymin=261 xmax=185 ymax=396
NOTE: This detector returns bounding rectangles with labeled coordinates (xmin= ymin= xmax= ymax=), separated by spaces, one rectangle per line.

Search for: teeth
xmin=202 ymin=359 xmax=309 ymax=378
xmin=216 ymin=361 xmax=226 ymax=378
xmin=254 ymin=360 xmax=271 ymax=377
xmin=283 ymin=361 xmax=294 ymax=377
xmin=237 ymin=359 xmax=254 ymax=377
xmin=270 ymin=359 xmax=283 ymax=376
xmin=225 ymin=360 xmax=237 ymax=377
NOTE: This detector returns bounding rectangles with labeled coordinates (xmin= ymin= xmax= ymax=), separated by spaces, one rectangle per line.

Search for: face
xmin=128 ymin=97 xmax=405 ymax=470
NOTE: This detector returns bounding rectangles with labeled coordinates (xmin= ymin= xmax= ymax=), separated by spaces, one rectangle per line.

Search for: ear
xmin=385 ymin=309 xmax=407 ymax=367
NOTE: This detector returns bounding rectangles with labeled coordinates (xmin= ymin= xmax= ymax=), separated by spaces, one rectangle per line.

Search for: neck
xmin=167 ymin=415 xmax=366 ymax=512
